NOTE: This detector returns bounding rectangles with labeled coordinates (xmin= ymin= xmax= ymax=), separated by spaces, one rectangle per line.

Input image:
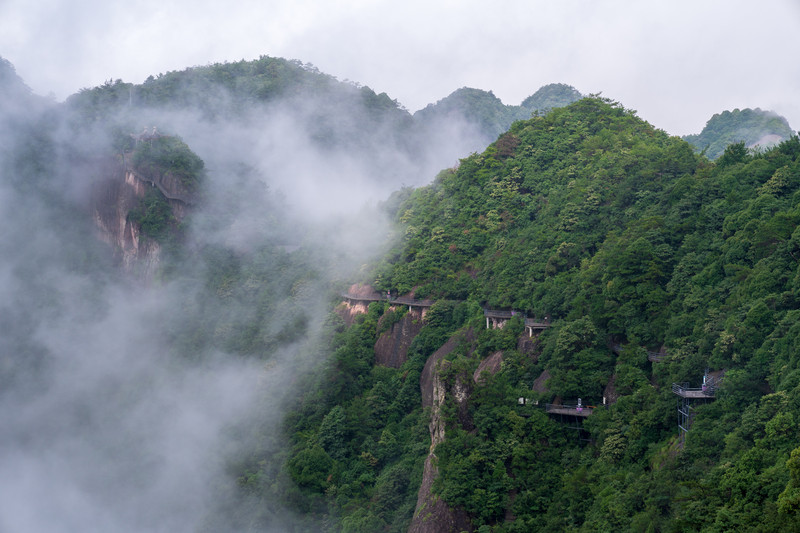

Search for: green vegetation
xmin=521 ymin=83 xmax=583 ymax=113
xmin=414 ymin=83 xmax=582 ymax=145
xmin=277 ymin=98 xmax=800 ymax=531
xmin=684 ymin=107 xmax=795 ymax=159
xmin=127 ymin=187 xmax=175 ymax=242
xmin=131 ymin=135 xmax=205 ymax=191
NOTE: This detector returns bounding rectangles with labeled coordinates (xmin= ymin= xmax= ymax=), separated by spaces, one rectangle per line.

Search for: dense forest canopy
xmin=277 ymin=98 xmax=800 ymax=532
xmin=684 ymin=107 xmax=795 ymax=160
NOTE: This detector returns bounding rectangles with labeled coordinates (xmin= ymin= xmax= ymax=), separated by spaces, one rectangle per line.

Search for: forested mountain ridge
xmin=277 ymin=98 xmax=800 ymax=531
xmin=684 ymin=107 xmax=795 ymax=160
xmin=64 ymin=57 xmax=581 ymax=188
xmin=413 ymin=83 xmax=582 ymax=157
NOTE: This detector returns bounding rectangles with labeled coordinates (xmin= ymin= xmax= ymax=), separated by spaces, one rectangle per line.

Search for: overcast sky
xmin=1 ymin=0 xmax=798 ymax=136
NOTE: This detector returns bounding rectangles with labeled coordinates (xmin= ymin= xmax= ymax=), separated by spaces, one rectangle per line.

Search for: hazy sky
xmin=1 ymin=0 xmax=798 ymax=136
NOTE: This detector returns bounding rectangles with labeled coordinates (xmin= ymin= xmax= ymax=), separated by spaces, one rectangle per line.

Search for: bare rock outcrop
xmin=603 ymin=373 xmax=620 ymax=405
xmin=409 ymin=329 xmax=476 ymax=533
xmin=91 ymin=158 xmax=162 ymax=280
xmin=408 ymin=454 xmax=473 ymax=533
xmin=374 ymin=312 xmax=424 ymax=368
xmin=532 ymin=368 xmax=551 ymax=395
xmin=517 ymin=334 xmax=541 ymax=361
xmin=420 ymin=329 xmax=475 ymax=410
xmin=473 ymin=350 xmax=504 ymax=383
xmin=336 ymin=283 xmax=383 ymax=326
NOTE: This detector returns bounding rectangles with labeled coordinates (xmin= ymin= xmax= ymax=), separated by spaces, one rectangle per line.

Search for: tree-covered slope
xmin=520 ymin=82 xmax=583 ymax=113
xmin=413 ymin=83 xmax=582 ymax=158
xmin=684 ymin=107 xmax=795 ymax=159
xmin=279 ymin=98 xmax=800 ymax=531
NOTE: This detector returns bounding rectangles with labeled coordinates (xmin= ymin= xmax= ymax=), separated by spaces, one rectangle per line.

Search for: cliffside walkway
xmin=121 ymin=151 xmax=196 ymax=205
xmin=127 ymin=167 xmax=196 ymax=205
xmin=484 ymin=308 xmax=550 ymax=336
xmin=341 ymin=293 xmax=435 ymax=308
xmin=341 ymin=294 xmax=552 ymax=336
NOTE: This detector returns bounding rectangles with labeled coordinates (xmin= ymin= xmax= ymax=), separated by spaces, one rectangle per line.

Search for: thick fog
xmin=2 ymin=0 xmax=799 ymax=136
xmin=0 ymin=57 xmax=492 ymax=531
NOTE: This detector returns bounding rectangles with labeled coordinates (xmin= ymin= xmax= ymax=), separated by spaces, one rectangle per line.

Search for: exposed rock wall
xmin=408 ymin=455 xmax=473 ymax=533
xmin=335 ymin=300 xmax=371 ymax=327
xmin=336 ymin=283 xmax=383 ymax=326
xmin=91 ymin=160 xmax=162 ymax=279
xmin=474 ymin=351 xmax=504 ymax=384
xmin=409 ymin=329 xmax=476 ymax=533
xmin=532 ymin=368 xmax=551 ymax=395
xmin=90 ymin=153 xmax=195 ymax=281
xmin=517 ymin=335 xmax=541 ymax=361
xmin=374 ymin=310 xmax=424 ymax=368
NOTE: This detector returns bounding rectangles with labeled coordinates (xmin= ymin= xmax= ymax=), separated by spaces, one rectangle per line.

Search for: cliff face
xmin=90 ymin=155 xmax=189 ymax=280
xmin=374 ymin=310 xmax=425 ymax=368
xmin=409 ymin=328 xmax=477 ymax=533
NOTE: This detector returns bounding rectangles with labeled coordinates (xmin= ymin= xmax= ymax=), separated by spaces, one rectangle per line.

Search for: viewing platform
xmin=671 ymin=383 xmax=716 ymax=399
xmin=672 ymin=371 xmax=722 ymax=399
xmin=546 ymin=403 xmax=594 ymax=417
xmin=672 ymin=370 xmax=723 ymax=447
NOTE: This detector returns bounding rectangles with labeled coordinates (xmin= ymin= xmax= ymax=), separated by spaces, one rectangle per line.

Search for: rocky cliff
xmin=409 ymin=328 xmax=477 ymax=533
xmin=90 ymin=150 xmax=193 ymax=280
xmin=374 ymin=310 xmax=425 ymax=368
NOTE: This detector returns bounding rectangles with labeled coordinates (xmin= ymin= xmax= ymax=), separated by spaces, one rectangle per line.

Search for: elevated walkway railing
xmin=672 ymin=379 xmax=719 ymax=398
xmin=390 ymin=296 xmax=435 ymax=307
xmin=545 ymin=403 xmax=594 ymax=417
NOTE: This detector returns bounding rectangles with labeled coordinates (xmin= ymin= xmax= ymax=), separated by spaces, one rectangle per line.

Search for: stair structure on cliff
xmin=484 ymin=308 xmax=550 ymax=336
xmin=672 ymin=370 xmax=723 ymax=448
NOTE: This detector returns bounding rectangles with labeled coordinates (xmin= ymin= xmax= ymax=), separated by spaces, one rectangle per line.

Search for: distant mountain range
xmin=684 ymin=107 xmax=795 ymax=159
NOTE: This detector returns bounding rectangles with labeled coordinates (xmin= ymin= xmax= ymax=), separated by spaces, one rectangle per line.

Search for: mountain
xmin=684 ymin=107 xmax=795 ymax=159
xmin=281 ymin=98 xmax=800 ymax=531
xmin=520 ymin=82 xmax=583 ymax=112
xmin=413 ymin=83 xmax=582 ymax=161
xmin=5 ymin=52 xmax=800 ymax=532
xmin=65 ymin=59 xmax=581 ymax=195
